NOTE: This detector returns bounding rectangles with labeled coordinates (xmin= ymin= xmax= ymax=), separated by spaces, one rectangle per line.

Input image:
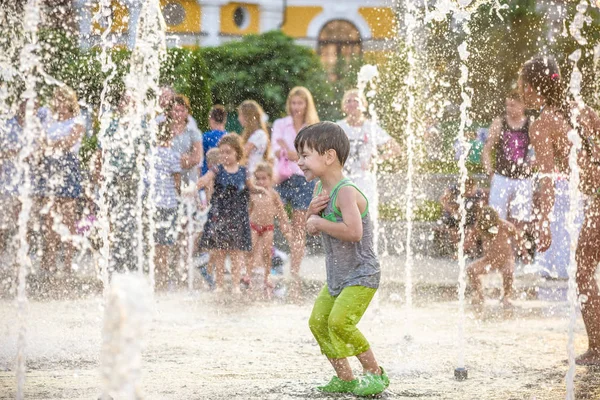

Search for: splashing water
xmin=121 ymin=0 xmax=167 ymax=291
xmin=100 ymin=273 xmax=151 ymax=399
xmin=93 ymin=0 xmax=118 ymax=301
xmin=565 ymin=2 xmax=589 ymax=397
xmin=14 ymin=1 xmax=43 ymax=397
xmin=357 ymin=64 xmax=381 ymax=312
xmin=400 ymin=0 xmax=421 ymax=339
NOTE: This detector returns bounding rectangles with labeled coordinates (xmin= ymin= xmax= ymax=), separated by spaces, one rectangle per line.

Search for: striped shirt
xmin=154 ymin=147 xmax=181 ymax=209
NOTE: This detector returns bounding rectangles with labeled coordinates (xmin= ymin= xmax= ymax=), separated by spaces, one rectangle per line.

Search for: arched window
xmin=318 ymin=20 xmax=362 ymax=81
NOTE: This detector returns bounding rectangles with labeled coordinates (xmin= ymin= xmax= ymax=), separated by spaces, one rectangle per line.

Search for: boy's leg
xmin=327 ymin=286 xmax=390 ymax=396
xmin=356 ymin=349 xmax=381 ymax=375
xmin=290 ymin=210 xmax=306 ymax=299
xmin=154 ymin=244 xmax=168 ymax=289
xmin=500 ymin=258 xmax=515 ymax=303
xmin=230 ymin=250 xmax=243 ymax=293
xmin=467 ymin=258 xmax=489 ymax=304
xmin=327 ymin=286 xmax=377 ymax=359
xmin=244 ymin=230 xmax=259 ymax=284
xmin=261 ymin=232 xmax=274 ymax=286
xmin=575 ymin=207 xmax=600 ymax=364
xmin=212 ymin=250 xmax=225 ymax=289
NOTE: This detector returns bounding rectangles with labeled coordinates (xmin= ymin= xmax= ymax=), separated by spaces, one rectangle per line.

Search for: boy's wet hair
xmin=209 ymin=105 xmax=227 ymax=124
xmin=254 ymin=162 xmax=273 ymax=178
xmin=476 ymin=206 xmax=500 ymax=235
xmin=294 ymin=121 xmax=349 ymax=166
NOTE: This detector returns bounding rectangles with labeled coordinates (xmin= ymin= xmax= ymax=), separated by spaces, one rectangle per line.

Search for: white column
xmin=127 ymin=0 xmax=143 ymax=49
xmin=199 ymin=0 xmax=221 ymax=47
xmin=260 ymin=2 xmax=283 ymax=33
xmin=75 ymin=0 xmax=93 ymax=49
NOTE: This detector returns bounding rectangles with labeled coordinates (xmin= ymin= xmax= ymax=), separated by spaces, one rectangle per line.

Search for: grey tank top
xmin=316 ymin=178 xmax=380 ymax=296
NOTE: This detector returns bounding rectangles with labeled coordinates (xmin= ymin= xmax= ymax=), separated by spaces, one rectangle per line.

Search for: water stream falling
xmin=121 ymin=0 xmax=167 ymax=291
xmin=14 ymin=1 xmax=43 ymax=397
xmin=401 ymin=0 xmax=420 ymax=338
xmin=93 ymin=0 xmax=118 ymax=301
xmin=100 ymin=273 xmax=151 ymax=399
xmin=564 ymin=2 xmax=590 ymax=397
xmin=356 ymin=63 xmax=381 ymax=312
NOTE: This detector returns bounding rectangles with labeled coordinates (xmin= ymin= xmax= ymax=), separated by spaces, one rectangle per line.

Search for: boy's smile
xmin=298 ymin=147 xmax=326 ymax=181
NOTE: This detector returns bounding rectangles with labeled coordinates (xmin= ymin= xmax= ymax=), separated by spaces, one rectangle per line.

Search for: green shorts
xmin=308 ymin=285 xmax=377 ymax=359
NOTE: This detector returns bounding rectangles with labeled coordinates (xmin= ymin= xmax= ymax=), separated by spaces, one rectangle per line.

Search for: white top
xmin=154 ymin=146 xmax=182 ymax=209
xmin=246 ymin=129 xmax=268 ymax=174
xmin=46 ymin=116 xmax=84 ymax=154
xmin=336 ymin=119 xmax=391 ymax=177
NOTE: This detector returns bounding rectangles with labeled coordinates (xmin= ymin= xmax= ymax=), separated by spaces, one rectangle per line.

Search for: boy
xmin=247 ymin=162 xmax=291 ymax=296
xmin=295 ymin=121 xmax=389 ymax=397
xmin=467 ymin=206 xmax=516 ymax=308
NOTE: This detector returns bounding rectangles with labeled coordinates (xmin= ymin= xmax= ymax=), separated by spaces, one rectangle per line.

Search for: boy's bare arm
xmin=307 ymin=182 xmax=328 ymax=220
xmin=307 ymin=186 xmax=363 ymax=242
xmin=173 ymin=173 xmax=181 ymax=196
xmin=482 ymin=118 xmax=501 ymax=177
xmin=196 ymin=170 xmax=215 ymax=189
xmin=529 ymin=118 xmax=555 ymax=252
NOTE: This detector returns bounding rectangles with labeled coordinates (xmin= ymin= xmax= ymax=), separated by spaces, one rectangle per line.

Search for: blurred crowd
xmin=0 ymin=84 xmax=400 ymax=298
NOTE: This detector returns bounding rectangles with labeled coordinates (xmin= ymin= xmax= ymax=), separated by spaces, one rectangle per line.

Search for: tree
xmin=200 ymin=31 xmax=335 ymax=123
xmin=161 ymin=48 xmax=212 ymax=132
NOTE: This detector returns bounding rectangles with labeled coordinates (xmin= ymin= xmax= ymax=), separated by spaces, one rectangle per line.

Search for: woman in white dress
xmin=239 ymin=100 xmax=270 ymax=174
xmin=38 ymin=86 xmax=85 ymax=273
xmin=336 ymin=89 xmax=402 ymax=223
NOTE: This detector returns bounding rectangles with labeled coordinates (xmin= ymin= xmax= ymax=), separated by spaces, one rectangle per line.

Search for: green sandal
xmin=352 ymin=366 xmax=390 ymax=397
xmin=316 ymin=376 xmax=358 ymax=393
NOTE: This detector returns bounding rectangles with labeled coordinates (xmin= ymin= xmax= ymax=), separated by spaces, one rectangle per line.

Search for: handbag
xmin=276 ymin=148 xmax=293 ymax=183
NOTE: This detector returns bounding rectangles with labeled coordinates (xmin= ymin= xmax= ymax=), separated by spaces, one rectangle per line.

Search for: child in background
xmin=197 ymin=134 xmax=263 ymax=293
xmin=195 ymin=147 xmax=220 ymax=288
xmin=239 ymin=100 xmax=270 ymax=174
xmin=247 ymin=162 xmax=291 ymax=296
xmin=202 ymin=147 xmax=221 ymax=206
xmin=297 ymin=122 xmax=389 ymax=397
xmin=153 ymin=124 xmax=182 ymax=289
xmin=467 ymin=206 xmax=516 ymax=308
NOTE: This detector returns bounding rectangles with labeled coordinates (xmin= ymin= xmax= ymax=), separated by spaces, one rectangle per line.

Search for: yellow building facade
xmin=77 ymin=0 xmax=397 ymax=73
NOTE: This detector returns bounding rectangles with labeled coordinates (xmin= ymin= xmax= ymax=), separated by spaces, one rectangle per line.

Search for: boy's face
xmin=297 ymin=145 xmax=328 ymax=181
xmin=254 ymin=171 xmax=271 ymax=188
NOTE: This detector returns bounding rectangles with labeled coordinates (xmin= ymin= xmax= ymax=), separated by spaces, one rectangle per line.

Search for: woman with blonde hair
xmin=38 ymin=86 xmax=85 ymax=273
xmin=337 ymin=88 xmax=401 ymax=224
xmin=238 ymin=100 xmax=270 ymax=174
xmin=271 ymin=86 xmax=319 ymax=297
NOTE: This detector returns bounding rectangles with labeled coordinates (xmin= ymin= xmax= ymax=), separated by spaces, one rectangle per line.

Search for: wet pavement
xmin=0 ymin=257 xmax=599 ymax=399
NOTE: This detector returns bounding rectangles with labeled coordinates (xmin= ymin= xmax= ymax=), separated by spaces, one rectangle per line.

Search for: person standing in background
xmin=271 ymin=87 xmax=320 ymax=299
xmin=482 ymin=91 xmax=534 ymax=265
xmin=201 ymin=105 xmax=227 ymax=176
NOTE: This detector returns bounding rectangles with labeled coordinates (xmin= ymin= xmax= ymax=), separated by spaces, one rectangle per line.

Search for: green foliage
xmin=379 ymin=200 xmax=442 ymax=222
xmin=552 ymin=4 xmax=600 ymax=110
xmin=200 ymin=31 xmax=335 ymax=123
xmin=38 ymin=28 xmax=131 ymax=108
xmin=424 ymin=1 xmax=600 ymax=122
xmin=165 ymin=49 xmax=213 ymax=132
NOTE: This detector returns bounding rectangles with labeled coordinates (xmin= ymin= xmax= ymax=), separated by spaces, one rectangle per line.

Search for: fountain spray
xmin=565 ymin=2 xmax=590 ymax=398
xmin=100 ymin=274 xmax=151 ymax=399
xmin=92 ymin=0 xmax=119 ymax=300
xmin=121 ymin=0 xmax=167 ymax=291
xmin=14 ymin=1 xmax=43 ymax=397
xmin=401 ymin=0 xmax=420 ymax=340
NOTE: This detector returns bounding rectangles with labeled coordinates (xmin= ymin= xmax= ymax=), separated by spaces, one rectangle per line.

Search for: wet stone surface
xmin=1 ymin=282 xmax=599 ymax=400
